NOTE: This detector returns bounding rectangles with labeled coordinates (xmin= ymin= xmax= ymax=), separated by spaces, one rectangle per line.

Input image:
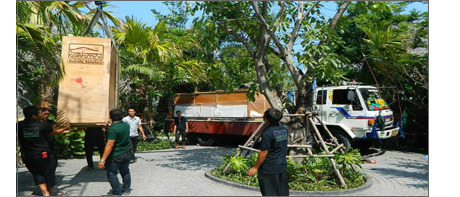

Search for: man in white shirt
xmin=122 ymin=108 xmax=147 ymax=163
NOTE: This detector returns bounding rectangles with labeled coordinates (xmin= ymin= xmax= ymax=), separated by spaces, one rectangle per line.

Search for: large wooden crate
xmin=172 ymin=91 xmax=271 ymax=118
xmin=57 ymin=36 xmax=120 ymax=126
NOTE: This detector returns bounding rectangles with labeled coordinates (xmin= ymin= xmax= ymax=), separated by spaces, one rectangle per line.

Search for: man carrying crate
xmin=18 ymin=106 xmax=70 ymax=196
xmin=98 ymin=109 xmax=132 ymax=196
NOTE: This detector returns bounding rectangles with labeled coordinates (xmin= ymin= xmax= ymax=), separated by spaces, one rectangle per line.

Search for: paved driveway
xmin=17 ymin=146 xmax=428 ymax=196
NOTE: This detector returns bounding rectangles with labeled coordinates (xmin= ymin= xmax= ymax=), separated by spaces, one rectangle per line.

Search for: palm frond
xmin=123 ymin=64 xmax=166 ymax=82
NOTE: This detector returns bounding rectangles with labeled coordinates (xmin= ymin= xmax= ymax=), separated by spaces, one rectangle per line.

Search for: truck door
xmin=313 ymin=89 xmax=328 ymax=122
xmin=330 ymin=89 xmax=365 ymax=125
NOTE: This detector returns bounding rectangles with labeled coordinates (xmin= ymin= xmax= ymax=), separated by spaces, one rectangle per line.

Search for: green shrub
xmin=211 ymin=149 xmax=366 ymax=191
xmin=137 ymin=139 xmax=174 ymax=151
xmin=54 ymin=130 xmax=85 ymax=158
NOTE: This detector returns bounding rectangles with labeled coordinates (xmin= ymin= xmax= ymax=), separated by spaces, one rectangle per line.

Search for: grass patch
xmin=211 ymin=150 xmax=366 ymax=191
xmin=137 ymin=139 xmax=174 ymax=151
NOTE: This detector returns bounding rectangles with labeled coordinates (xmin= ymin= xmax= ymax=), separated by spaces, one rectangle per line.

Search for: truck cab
xmin=312 ymin=84 xmax=400 ymax=149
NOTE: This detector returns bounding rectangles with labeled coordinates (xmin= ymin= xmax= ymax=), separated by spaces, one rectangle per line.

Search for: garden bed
xmin=209 ymin=150 xmax=368 ymax=192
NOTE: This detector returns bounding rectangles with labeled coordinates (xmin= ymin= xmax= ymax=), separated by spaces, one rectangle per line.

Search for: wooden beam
xmin=224 ymin=122 xmax=267 ymax=172
xmin=284 ymin=114 xmax=306 ymax=117
xmin=308 ymin=116 xmax=347 ymax=188
xmin=238 ymin=145 xmax=260 ymax=153
xmin=287 ymin=154 xmax=334 ymax=158
xmin=287 ymin=145 xmax=312 ymax=148
xmin=330 ymin=144 xmax=344 ymax=154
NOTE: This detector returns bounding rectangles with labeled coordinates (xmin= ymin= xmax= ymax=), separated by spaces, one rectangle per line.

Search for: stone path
xmin=17 ymin=146 xmax=428 ymax=196
xmin=354 ymin=149 xmax=428 ymax=196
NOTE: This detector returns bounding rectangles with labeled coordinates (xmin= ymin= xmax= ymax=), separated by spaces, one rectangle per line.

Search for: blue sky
xmin=101 ymin=1 xmax=428 ymax=69
xmin=103 ymin=1 xmax=428 ymax=28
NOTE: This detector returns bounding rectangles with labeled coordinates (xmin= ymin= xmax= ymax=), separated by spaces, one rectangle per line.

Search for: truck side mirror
xmin=347 ymin=91 xmax=355 ymax=103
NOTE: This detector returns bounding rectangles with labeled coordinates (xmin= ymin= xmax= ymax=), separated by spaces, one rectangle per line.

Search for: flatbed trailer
xmin=164 ymin=90 xmax=271 ymax=145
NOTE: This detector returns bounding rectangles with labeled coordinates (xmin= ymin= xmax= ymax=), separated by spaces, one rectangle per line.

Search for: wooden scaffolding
xmin=223 ymin=112 xmax=353 ymax=188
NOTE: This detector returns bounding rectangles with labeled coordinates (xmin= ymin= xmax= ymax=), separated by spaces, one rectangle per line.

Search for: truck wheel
xmin=333 ymin=132 xmax=352 ymax=150
xmin=356 ymin=140 xmax=372 ymax=152
xmin=186 ymin=133 xmax=197 ymax=145
xmin=197 ymin=134 xmax=215 ymax=146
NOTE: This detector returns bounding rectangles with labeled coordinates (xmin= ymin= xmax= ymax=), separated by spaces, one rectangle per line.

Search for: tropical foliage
xmin=334 ymin=1 xmax=428 ymax=150
xmin=17 ymin=1 xmax=121 ymax=107
xmin=54 ymin=130 xmax=86 ymax=158
xmin=136 ymin=139 xmax=175 ymax=151
xmin=212 ymin=151 xmax=366 ymax=191
xmin=17 ymin=1 xmax=428 ymax=154
xmin=113 ymin=16 xmax=206 ymax=113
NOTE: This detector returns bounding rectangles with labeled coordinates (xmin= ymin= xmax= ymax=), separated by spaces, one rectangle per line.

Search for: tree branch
xmin=255 ymin=1 xmax=269 ymax=59
xmin=307 ymin=1 xmax=351 ymax=81
xmin=250 ymin=1 xmax=286 ymax=56
xmin=272 ymin=2 xmax=287 ymax=30
xmin=330 ymin=1 xmax=351 ymax=29
xmin=216 ymin=22 xmax=255 ymax=58
xmin=286 ymin=1 xmax=319 ymax=52
xmin=251 ymin=1 xmax=311 ymax=93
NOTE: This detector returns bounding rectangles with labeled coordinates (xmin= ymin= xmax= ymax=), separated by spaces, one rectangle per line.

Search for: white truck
xmin=312 ymin=84 xmax=400 ymax=149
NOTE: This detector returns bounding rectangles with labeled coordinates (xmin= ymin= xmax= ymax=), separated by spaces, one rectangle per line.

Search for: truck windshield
xmin=359 ymin=88 xmax=390 ymax=111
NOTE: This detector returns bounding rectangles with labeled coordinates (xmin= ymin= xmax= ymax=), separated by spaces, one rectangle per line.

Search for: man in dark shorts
xmin=18 ymin=106 xmax=70 ymax=196
xmin=98 ymin=109 xmax=132 ymax=196
xmin=247 ymin=108 xmax=289 ymax=196
xmin=173 ymin=111 xmax=188 ymax=149
xmin=84 ymin=127 xmax=105 ymax=171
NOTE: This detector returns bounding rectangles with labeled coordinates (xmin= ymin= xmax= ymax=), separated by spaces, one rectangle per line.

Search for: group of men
xmin=18 ymin=106 xmax=70 ymax=196
xmin=18 ymin=107 xmax=154 ymax=196
xmin=19 ymin=106 xmax=289 ymax=196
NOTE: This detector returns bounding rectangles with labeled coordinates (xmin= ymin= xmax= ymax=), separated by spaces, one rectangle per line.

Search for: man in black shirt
xmin=38 ymin=107 xmax=56 ymax=127
xmin=247 ymin=108 xmax=289 ymax=196
xmin=173 ymin=111 xmax=188 ymax=149
xmin=18 ymin=106 xmax=70 ymax=196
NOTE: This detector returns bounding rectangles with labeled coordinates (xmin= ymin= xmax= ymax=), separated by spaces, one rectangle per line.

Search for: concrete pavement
xmin=17 ymin=146 xmax=428 ymax=196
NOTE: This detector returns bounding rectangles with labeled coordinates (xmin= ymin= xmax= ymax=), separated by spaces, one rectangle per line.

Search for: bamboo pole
xmin=314 ymin=115 xmax=342 ymax=150
xmin=287 ymin=154 xmax=334 ymax=158
xmin=306 ymin=147 xmax=314 ymax=156
xmin=223 ymin=122 xmax=266 ymax=172
xmin=314 ymin=115 xmax=359 ymax=173
xmin=287 ymin=145 xmax=312 ymax=148
xmin=330 ymin=144 xmax=345 ymax=154
xmin=238 ymin=145 xmax=260 ymax=153
xmin=237 ymin=146 xmax=333 ymax=158
xmin=284 ymin=114 xmax=306 ymax=117
xmin=308 ymin=116 xmax=347 ymax=188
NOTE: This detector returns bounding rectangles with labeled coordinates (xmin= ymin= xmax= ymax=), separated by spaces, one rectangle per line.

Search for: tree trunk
xmin=254 ymin=59 xmax=283 ymax=110
xmin=286 ymin=117 xmax=308 ymax=163
xmin=39 ymin=84 xmax=55 ymax=108
xmin=167 ymin=96 xmax=174 ymax=119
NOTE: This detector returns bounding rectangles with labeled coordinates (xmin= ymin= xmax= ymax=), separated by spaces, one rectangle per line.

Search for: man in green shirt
xmin=98 ymin=109 xmax=132 ymax=195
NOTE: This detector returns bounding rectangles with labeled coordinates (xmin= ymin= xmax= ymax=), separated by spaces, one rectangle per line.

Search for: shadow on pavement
xmin=17 ymin=161 xmax=67 ymax=196
xmin=408 ymin=183 xmax=429 ymax=189
xmin=18 ymin=162 xmax=109 ymax=196
xmin=360 ymin=148 xmax=386 ymax=158
xmin=148 ymin=146 xmax=234 ymax=171
xmin=57 ymin=163 xmax=108 ymax=196
xmin=369 ymin=167 xmax=428 ymax=182
xmin=392 ymin=157 xmax=428 ymax=170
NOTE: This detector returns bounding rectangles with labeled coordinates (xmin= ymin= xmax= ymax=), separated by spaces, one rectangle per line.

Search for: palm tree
xmin=17 ymin=1 xmax=122 ymax=107
xmin=113 ymin=17 xmax=205 ymax=112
